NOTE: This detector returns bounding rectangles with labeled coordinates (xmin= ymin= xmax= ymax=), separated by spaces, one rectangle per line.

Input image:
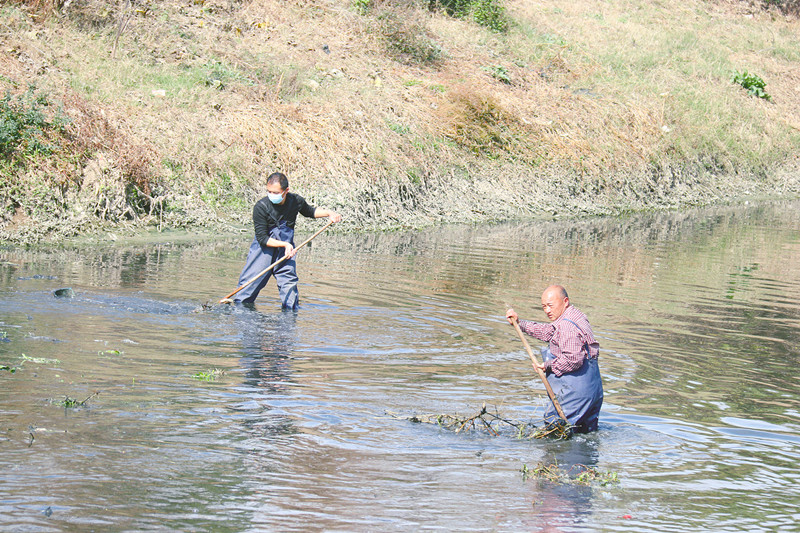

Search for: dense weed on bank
xmin=0 ymin=0 xmax=799 ymax=243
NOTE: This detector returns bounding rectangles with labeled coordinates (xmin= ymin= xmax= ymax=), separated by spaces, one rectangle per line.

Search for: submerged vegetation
xmin=1 ymin=0 xmax=799 ymax=243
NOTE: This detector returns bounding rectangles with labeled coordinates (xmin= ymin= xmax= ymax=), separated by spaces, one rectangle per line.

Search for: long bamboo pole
xmin=510 ymin=318 xmax=569 ymax=424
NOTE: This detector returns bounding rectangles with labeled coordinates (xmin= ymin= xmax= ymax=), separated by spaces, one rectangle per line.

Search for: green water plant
xmin=52 ymin=391 xmax=99 ymax=408
xmin=20 ymin=354 xmax=60 ymax=365
xmin=731 ymin=70 xmax=771 ymax=101
xmin=1 ymin=364 xmax=17 ymax=373
xmin=521 ymin=461 xmax=620 ymax=486
xmin=575 ymin=465 xmax=619 ymax=486
xmin=60 ymin=396 xmax=82 ymax=408
xmin=192 ymin=368 xmax=225 ymax=381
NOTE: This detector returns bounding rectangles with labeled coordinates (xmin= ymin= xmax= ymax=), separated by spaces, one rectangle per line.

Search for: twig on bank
xmin=112 ymin=0 xmax=133 ymax=59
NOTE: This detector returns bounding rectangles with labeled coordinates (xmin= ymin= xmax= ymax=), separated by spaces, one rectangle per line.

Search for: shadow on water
xmin=506 ymin=436 xmax=604 ymax=532
xmin=233 ymin=308 xmax=300 ymax=441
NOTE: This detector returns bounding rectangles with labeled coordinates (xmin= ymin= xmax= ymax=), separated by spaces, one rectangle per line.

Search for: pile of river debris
xmin=390 ymin=402 xmax=572 ymax=440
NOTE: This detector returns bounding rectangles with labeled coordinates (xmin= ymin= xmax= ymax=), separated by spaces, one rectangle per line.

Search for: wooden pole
xmin=219 ymin=219 xmax=335 ymax=304
xmin=510 ymin=318 xmax=569 ymax=424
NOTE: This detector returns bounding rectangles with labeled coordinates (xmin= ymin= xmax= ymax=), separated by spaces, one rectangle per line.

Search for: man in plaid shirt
xmin=506 ymin=285 xmax=604 ymax=433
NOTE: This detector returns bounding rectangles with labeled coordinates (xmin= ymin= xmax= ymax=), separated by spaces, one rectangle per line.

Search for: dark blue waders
xmin=234 ymin=222 xmax=299 ymax=309
xmin=541 ymin=319 xmax=603 ymax=433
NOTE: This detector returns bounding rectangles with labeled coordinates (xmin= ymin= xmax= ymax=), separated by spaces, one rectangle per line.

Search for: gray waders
xmin=234 ymin=221 xmax=299 ymax=309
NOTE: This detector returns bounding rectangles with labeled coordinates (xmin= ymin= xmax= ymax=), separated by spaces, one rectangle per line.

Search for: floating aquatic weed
xmin=393 ymin=402 xmax=572 ymax=440
xmin=192 ymin=368 xmax=225 ymax=381
xmin=572 ymin=464 xmax=620 ymax=486
xmin=51 ymin=391 xmax=99 ymax=408
xmin=521 ymin=462 xmax=561 ymax=482
xmin=521 ymin=461 xmax=620 ymax=486
xmin=60 ymin=397 xmax=81 ymax=408
xmin=20 ymin=354 xmax=60 ymax=365
xmin=98 ymin=349 xmax=122 ymax=356
xmin=1 ymin=364 xmax=17 ymax=373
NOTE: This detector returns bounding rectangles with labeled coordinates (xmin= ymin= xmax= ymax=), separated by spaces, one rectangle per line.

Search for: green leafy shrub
xmin=430 ymin=0 xmax=472 ymax=17
xmin=471 ymin=0 xmax=509 ymax=32
xmin=731 ymin=70 xmax=771 ymax=101
xmin=0 ymin=85 xmax=66 ymax=162
xmin=430 ymin=0 xmax=509 ymax=32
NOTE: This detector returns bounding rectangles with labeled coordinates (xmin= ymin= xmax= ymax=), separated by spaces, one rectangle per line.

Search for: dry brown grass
xmin=1 ymin=0 xmax=799 ymax=241
xmin=60 ymin=93 xmax=157 ymax=195
xmin=3 ymin=0 xmax=64 ymax=19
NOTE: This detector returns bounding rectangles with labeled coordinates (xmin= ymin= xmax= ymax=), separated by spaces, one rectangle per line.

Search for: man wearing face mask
xmin=234 ymin=172 xmax=342 ymax=308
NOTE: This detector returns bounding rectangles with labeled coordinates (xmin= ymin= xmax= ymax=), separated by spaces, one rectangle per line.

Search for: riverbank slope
xmin=2 ymin=0 xmax=799 ymax=243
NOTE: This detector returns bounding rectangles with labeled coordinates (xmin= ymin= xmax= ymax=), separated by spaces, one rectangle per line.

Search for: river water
xmin=1 ymin=200 xmax=799 ymax=532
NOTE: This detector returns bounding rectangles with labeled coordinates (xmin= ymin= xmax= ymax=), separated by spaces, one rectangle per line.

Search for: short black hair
xmin=267 ymin=172 xmax=289 ymax=190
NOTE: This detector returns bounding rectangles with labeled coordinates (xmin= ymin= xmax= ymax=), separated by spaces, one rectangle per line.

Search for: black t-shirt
xmin=253 ymin=192 xmax=316 ymax=247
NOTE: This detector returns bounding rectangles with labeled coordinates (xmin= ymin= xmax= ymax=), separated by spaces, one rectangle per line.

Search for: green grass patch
xmin=387 ymin=121 xmax=411 ymax=135
xmin=64 ymin=38 xmax=252 ymax=107
xmin=199 ymin=170 xmax=250 ymax=210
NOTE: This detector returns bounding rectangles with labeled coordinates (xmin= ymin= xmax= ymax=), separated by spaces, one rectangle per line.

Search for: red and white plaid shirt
xmin=518 ymin=305 xmax=599 ymax=377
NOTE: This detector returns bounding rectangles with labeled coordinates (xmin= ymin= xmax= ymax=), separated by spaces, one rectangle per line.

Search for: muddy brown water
xmin=1 ymin=200 xmax=799 ymax=532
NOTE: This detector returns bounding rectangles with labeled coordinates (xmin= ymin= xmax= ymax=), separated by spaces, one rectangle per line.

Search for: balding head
xmin=541 ymin=285 xmax=570 ymax=321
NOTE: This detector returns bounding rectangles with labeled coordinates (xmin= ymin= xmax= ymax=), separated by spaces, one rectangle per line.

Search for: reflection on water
xmin=1 ymin=200 xmax=799 ymax=531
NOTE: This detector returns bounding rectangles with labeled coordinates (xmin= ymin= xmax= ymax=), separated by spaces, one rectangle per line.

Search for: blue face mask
xmin=267 ymin=191 xmax=284 ymax=204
